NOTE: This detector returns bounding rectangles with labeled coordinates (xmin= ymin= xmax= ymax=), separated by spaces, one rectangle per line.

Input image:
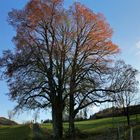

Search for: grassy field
xmin=41 ymin=114 xmax=140 ymax=139
xmin=0 ymin=114 xmax=140 ymax=140
xmin=0 ymin=124 xmax=32 ymax=140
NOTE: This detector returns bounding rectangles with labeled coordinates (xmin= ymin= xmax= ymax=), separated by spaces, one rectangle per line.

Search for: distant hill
xmin=0 ymin=117 xmax=17 ymax=125
xmin=90 ymin=104 xmax=140 ymax=120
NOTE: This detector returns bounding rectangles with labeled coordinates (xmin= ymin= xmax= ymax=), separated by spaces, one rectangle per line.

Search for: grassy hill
xmin=90 ymin=104 xmax=140 ymax=119
xmin=0 ymin=115 xmax=140 ymax=140
xmin=0 ymin=117 xmax=17 ymax=125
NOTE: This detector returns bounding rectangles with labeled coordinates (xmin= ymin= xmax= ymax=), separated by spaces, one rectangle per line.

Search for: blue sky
xmin=0 ymin=0 xmax=140 ymax=123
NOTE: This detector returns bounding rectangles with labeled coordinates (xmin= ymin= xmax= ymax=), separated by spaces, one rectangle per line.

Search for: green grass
xmin=0 ymin=115 xmax=140 ymax=140
xmin=133 ymin=125 xmax=140 ymax=140
xmin=0 ymin=124 xmax=32 ymax=140
xmin=41 ymin=114 xmax=140 ymax=132
xmin=40 ymin=114 xmax=140 ymax=139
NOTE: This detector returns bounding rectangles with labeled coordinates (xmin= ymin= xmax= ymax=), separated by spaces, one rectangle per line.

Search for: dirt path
xmin=32 ymin=123 xmax=42 ymax=140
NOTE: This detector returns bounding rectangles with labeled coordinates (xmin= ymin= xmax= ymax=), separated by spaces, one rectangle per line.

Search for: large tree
xmin=67 ymin=3 xmax=119 ymax=137
xmin=0 ymin=0 xmax=119 ymax=139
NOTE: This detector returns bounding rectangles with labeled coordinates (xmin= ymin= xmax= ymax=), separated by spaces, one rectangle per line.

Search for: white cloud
xmin=136 ymin=40 xmax=140 ymax=49
xmin=135 ymin=40 xmax=140 ymax=55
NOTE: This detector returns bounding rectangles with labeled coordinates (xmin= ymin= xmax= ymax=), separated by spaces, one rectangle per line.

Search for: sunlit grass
xmin=0 ymin=114 xmax=140 ymax=140
xmin=41 ymin=114 xmax=140 ymax=133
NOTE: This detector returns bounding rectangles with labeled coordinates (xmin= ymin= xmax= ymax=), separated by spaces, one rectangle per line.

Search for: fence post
xmin=130 ymin=127 xmax=133 ymax=140
xmin=117 ymin=126 xmax=120 ymax=140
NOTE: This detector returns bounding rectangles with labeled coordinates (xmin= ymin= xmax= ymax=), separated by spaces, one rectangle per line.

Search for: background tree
xmin=7 ymin=110 xmax=14 ymax=120
xmin=33 ymin=110 xmax=40 ymax=123
xmin=109 ymin=60 xmax=139 ymax=126
xmin=83 ymin=108 xmax=88 ymax=120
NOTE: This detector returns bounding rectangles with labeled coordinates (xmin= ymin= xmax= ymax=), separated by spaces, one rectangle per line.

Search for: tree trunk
xmin=126 ymin=106 xmax=130 ymax=126
xmin=69 ymin=93 xmax=75 ymax=138
xmin=69 ymin=116 xmax=75 ymax=138
xmin=52 ymin=97 xmax=63 ymax=139
xmin=123 ymin=106 xmax=130 ymax=126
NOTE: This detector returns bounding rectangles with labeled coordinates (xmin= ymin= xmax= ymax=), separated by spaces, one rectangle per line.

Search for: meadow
xmin=0 ymin=125 xmax=32 ymax=140
xmin=0 ymin=114 xmax=140 ymax=140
